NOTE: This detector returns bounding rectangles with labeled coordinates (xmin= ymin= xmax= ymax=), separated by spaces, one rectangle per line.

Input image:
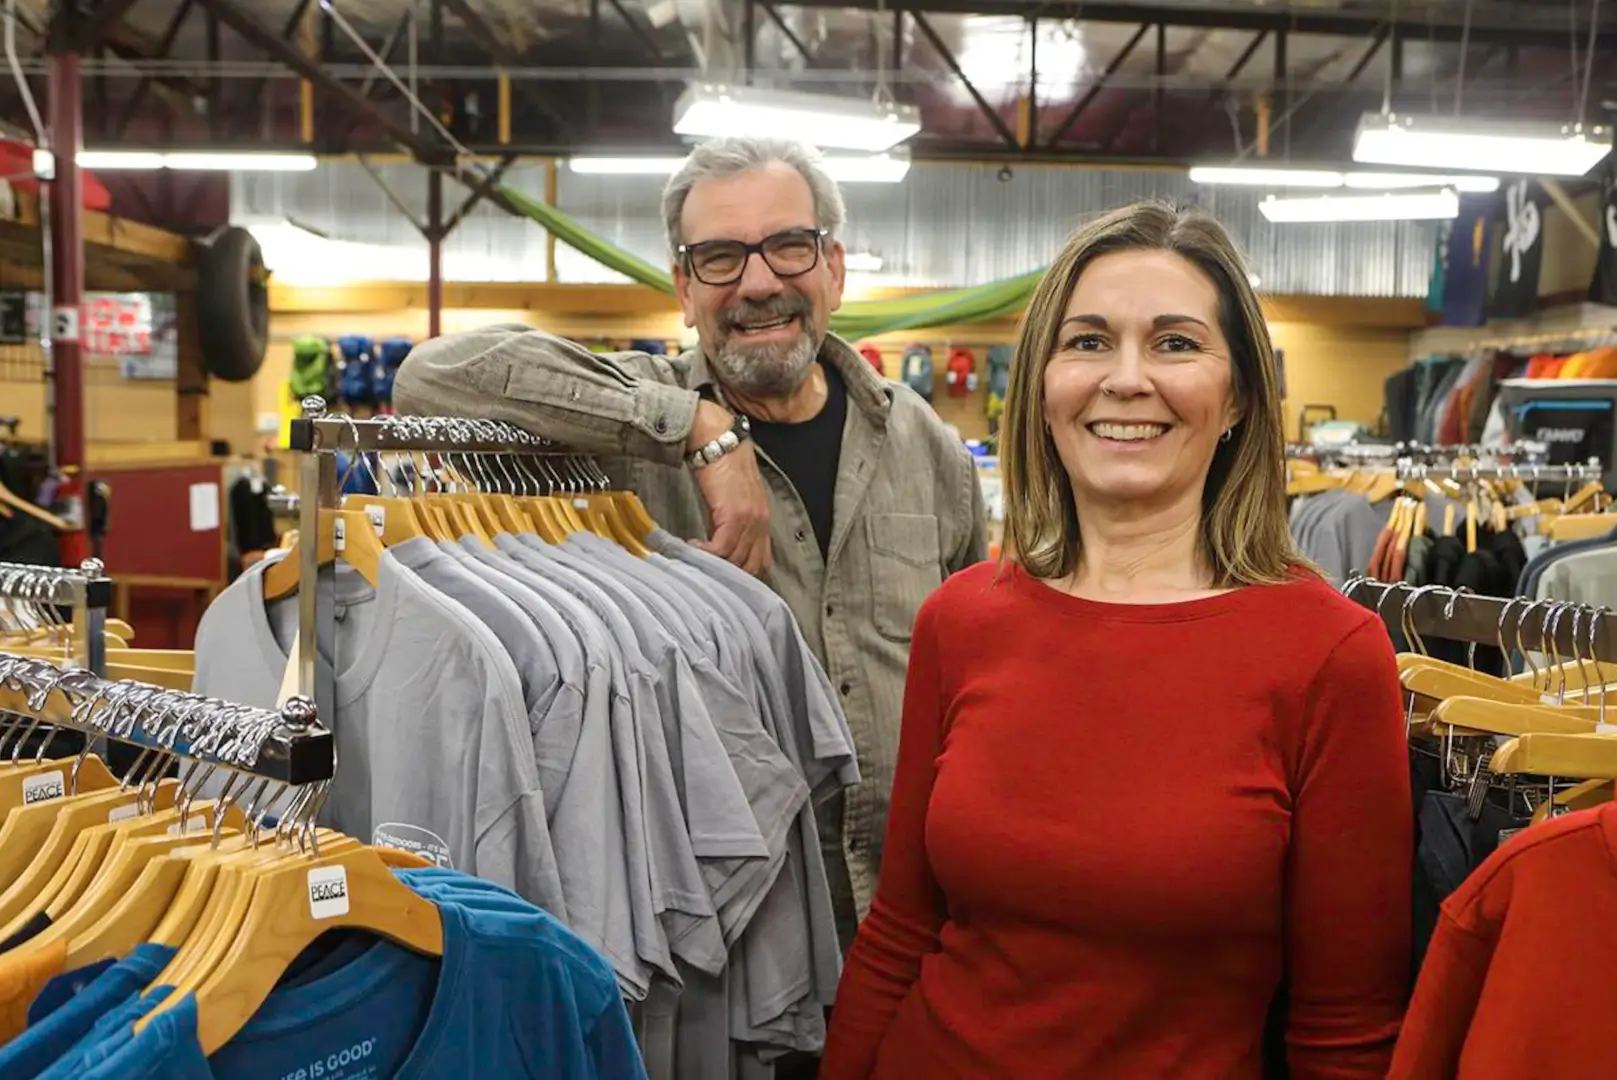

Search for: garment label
xmin=22 ymin=770 xmax=64 ymax=806
xmin=307 ymin=865 xmax=350 ymax=920
xmin=277 ymin=1038 xmax=379 ymax=1080
xmin=333 ymin=516 xmax=347 ymax=553
xmin=363 ymin=504 xmax=385 ymax=536
xmin=167 ymin=815 xmax=207 ymax=836
xmin=373 ymin=822 xmax=454 ymax=868
xmin=109 ymin=802 xmax=143 ymax=822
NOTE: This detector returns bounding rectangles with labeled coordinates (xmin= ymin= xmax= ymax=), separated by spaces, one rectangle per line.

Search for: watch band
xmin=688 ymin=412 xmax=752 ymax=469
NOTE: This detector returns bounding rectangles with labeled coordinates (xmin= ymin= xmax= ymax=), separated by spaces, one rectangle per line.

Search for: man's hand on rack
xmin=689 ymin=401 xmax=773 ymax=576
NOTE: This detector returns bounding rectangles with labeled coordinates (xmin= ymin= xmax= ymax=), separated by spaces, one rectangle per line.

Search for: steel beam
xmin=1025 ymin=15 xmax=1036 ymax=147
xmin=604 ymin=0 xmax=668 ymax=62
xmin=913 ymin=11 xmax=1018 ymax=149
xmin=777 ymin=0 xmax=1617 ymax=50
xmin=440 ymin=153 xmax=517 ymax=237
xmin=1272 ymin=28 xmax=1286 ymax=156
xmin=195 ymin=0 xmax=447 ymax=161
xmin=47 ymin=52 xmax=86 ymax=476
xmin=759 ymin=1 xmax=816 ymax=67
xmin=357 ymin=155 xmax=427 ymax=233
xmin=1046 ymin=22 xmax=1148 ymax=149
xmin=427 ymin=170 xmax=443 ymax=338
xmin=337 ymin=12 xmax=412 ymax=143
xmin=114 ymin=0 xmax=194 ymax=137
xmin=1152 ymin=21 xmax=1164 ymax=153
xmin=238 ymin=0 xmax=315 ymax=129
xmin=439 ymin=0 xmax=570 ymax=137
xmin=70 ymin=0 xmax=145 ymax=53
xmin=207 ymin=6 xmax=221 ymax=140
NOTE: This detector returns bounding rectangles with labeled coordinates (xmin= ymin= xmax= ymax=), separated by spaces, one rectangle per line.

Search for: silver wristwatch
xmin=688 ymin=412 xmax=752 ymax=469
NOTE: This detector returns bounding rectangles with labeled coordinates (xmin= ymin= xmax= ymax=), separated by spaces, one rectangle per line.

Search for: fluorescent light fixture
xmin=844 ymin=252 xmax=884 ymax=272
xmin=77 ymin=151 xmax=318 ymax=171
xmin=1352 ymin=113 xmax=1613 ymax=177
xmin=1259 ymin=190 xmax=1460 ymax=224
xmin=567 ymin=152 xmax=910 ymax=183
xmin=673 ymin=84 xmax=921 ymax=153
xmin=1189 ymin=164 xmax=1499 ymax=193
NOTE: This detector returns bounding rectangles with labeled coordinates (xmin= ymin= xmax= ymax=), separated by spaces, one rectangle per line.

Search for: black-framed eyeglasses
xmin=678 ymin=227 xmax=828 ymax=287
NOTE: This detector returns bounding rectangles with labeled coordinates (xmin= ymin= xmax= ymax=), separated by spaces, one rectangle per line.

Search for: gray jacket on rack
xmin=393 ymin=324 xmax=988 ymax=944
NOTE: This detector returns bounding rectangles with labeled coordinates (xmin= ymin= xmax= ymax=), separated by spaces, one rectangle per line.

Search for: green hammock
xmin=500 ymin=186 xmax=1045 ymax=340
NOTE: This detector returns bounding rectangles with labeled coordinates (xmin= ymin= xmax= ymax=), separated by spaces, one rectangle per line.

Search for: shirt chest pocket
xmin=865 ymin=512 xmax=943 ymax=640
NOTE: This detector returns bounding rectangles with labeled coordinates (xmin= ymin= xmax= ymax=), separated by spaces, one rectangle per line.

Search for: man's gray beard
xmin=710 ymin=331 xmax=819 ymax=398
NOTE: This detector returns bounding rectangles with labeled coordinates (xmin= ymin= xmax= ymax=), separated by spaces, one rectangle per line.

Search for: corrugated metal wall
xmin=235 ymin=161 xmax=1435 ymax=297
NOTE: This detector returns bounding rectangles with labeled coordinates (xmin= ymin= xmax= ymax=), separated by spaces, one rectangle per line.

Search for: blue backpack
xmin=375 ymin=337 xmax=412 ymax=404
xmin=337 ymin=335 xmax=376 ymax=405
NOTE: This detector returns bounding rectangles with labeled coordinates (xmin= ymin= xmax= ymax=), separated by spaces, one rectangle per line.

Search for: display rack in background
xmin=1384 ymin=323 xmax=1617 ymax=487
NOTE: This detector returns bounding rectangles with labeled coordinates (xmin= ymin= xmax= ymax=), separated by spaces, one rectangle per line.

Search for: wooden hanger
xmin=262 ymin=508 xmax=383 ymax=600
xmin=0 ymin=478 xmax=68 ymax=530
xmin=145 ymin=844 xmax=444 ymax=1054
xmin=1545 ymin=512 xmax=1617 ymax=544
xmin=0 ymin=778 xmax=178 ymax=934
xmin=1426 ymin=696 xmax=1604 ymax=738
xmin=0 ymin=751 xmax=117 ymax=820
xmin=343 ymin=493 xmax=427 ymax=546
xmin=1489 ymin=732 xmax=1617 ymax=780
xmin=18 ymin=800 xmax=241 ymax=962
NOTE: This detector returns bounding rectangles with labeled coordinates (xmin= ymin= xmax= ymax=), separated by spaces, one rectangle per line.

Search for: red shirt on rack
xmin=820 ymin=562 xmax=1413 ymax=1080
xmin=1389 ymin=801 xmax=1617 ymax=1080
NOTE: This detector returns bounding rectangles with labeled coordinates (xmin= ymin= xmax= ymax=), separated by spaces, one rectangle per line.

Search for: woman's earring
xmin=1221 ymin=427 xmax=1234 ymax=443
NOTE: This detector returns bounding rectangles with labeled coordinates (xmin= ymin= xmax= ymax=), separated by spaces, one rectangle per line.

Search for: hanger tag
xmin=333 ymin=516 xmax=347 ymax=553
xmin=22 ymin=770 xmax=64 ymax=806
xmin=167 ymin=816 xmax=207 ymax=836
xmin=364 ymin=504 xmax=385 ymax=536
xmin=109 ymin=802 xmax=142 ymax=823
xmin=307 ymin=865 xmax=350 ymax=920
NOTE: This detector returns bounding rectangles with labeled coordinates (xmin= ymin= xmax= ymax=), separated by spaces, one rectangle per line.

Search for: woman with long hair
xmin=820 ymin=201 xmax=1411 ymax=1079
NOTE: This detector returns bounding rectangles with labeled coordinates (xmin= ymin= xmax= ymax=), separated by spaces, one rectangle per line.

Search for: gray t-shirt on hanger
xmin=191 ymin=554 xmax=553 ymax=914
xmin=447 ymin=540 xmax=653 ymax=1000
xmin=381 ymin=536 xmax=570 ymax=922
xmin=497 ymin=536 xmax=754 ymax=974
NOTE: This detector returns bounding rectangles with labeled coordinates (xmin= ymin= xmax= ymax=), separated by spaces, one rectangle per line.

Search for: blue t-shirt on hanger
xmin=23 ymin=870 xmax=637 ymax=1080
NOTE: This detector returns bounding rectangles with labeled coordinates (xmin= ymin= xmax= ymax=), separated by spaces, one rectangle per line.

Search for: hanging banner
xmin=1437 ymin=193 xmax=1493 ymax=327
xmin=1493 ymin=178 xmax=1547 ymax=318
xmin=1590 ymin=164 xmax=1617 ymax=306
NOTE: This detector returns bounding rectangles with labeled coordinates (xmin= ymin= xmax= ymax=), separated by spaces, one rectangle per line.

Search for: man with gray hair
xmin=394 ymin=136 xmax=986 ymax=959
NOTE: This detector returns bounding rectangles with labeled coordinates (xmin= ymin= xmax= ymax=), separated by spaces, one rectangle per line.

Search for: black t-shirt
xmin=748 ymin=361 xmax=847 ymax=561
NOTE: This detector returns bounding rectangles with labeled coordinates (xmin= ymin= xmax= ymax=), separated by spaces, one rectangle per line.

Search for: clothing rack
xmin=0 ymin=558 xmax=111 ymax=675
xmin=283 ymin=395 xmax=582 ymax=702
xmin=1287 ymin=442 xmax=1552 ymax=467
xmin=1394 ymin=460 xmax=1604 ymax=483
xmin=0 ymin=653 xmax=334 ymax=784
xmin=1343 ymin=577 xmax=1617 ymax=663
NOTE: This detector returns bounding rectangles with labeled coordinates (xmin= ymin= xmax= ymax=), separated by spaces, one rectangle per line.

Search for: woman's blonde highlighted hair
xmin=1000 ymin=199 xmax=1306 ymax=587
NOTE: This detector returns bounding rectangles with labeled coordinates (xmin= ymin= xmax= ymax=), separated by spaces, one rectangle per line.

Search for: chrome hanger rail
xmin=0 ymin=653 xmax=333 ymax=785
xmin=0 ymin=558 xmax=110 ymax=675
xmin=1344 ymin=576 xmax=1617 ymax=664
xmin=1394 ymin=460 xmax=1604 ymax=483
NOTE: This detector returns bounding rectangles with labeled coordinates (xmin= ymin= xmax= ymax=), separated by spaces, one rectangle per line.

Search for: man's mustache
xmin=721 ymin=296 xmax=812 ymax=333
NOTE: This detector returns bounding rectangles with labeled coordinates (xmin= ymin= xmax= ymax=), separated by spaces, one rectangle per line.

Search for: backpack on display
xmin=375 ymin=337 xmax=413 ymax=406
xmin=337 ymin=335 xmax=377 ymax=405
xmin=288 ymin=336 xmax=333 ymax=401
xmin=901 ymin=345 xmax=936 ymax=402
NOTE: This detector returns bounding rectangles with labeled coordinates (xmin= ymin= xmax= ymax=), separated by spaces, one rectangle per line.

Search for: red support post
xmin=47 ymin=49 xmax=90 ymax=564
xmin=427 ymin=170 xmax=443 ymax=339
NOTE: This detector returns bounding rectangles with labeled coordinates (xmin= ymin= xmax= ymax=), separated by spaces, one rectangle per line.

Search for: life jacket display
xmin=945 ymin=347 xmax=976 ymax=396
xmin=375 ymin=337 xmax=413 ymax=406
xmin=858 ymin=343 xmax=885 ymax=376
